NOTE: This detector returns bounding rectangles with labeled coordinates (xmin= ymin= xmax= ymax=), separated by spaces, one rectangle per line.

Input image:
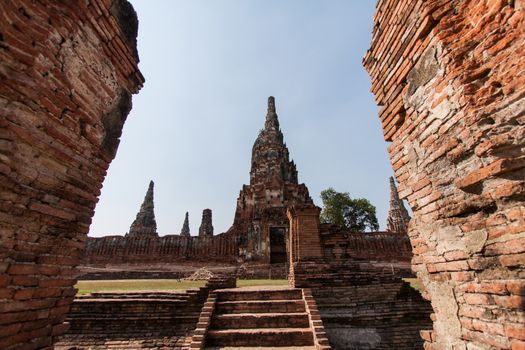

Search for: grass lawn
xmin=75 ymin=279 xmax=206 ymax=295
xmin=75 ymin=279 xmax=289 ymax=295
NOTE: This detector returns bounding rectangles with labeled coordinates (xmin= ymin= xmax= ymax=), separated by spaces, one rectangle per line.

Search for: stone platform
xmin=55 ymin=277 xmax=235 ymax=350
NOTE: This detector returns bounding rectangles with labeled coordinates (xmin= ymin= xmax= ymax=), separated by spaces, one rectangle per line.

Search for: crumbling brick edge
xmin=302 ymin=288 xmax=331 ymax=350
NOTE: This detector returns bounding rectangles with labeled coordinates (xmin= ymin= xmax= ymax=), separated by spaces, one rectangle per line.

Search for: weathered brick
xmin=0 ymin=0 xmax=143 ymax=348
xmin=506 ymin=323 xmax=525 ymax=340
xmin=364 ymin=2 xmax=525 ymax=349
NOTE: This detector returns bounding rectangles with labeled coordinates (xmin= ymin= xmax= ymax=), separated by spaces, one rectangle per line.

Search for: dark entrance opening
xmin=269 ymin=227 xmax=287 ymax=264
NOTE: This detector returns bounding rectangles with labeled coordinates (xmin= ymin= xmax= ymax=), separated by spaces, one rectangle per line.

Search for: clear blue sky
xmin=89 ymin=1 xmax=394 ymax=237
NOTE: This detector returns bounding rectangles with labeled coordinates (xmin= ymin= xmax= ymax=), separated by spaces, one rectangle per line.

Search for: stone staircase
xmin=189 ymin=286 xmax=330 ymax=349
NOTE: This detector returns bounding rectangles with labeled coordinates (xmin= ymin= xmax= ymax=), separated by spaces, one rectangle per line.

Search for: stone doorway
xmin=269 ymin=227 xmax=287 ymax=264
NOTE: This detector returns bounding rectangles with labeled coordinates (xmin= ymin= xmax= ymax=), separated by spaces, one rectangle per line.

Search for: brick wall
xmin=320 ymin=225 xmax=413 ymax=262
xmin=314 ymin=277 xmax=432 ymax=349
xmin=364 ymin=1 xmax=524 ymax=348
xmin=55 ymin=290 xmax=207 ymax=349
xmin=55 ymin=277 xmax=235 ymax=349
xmin=83 ymin=232 xmax=239 ymax=264
xmin=0 ymin=0 xmax=143 ymax=348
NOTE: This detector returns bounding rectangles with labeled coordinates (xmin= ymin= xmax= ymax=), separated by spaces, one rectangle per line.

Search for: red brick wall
xmin=0 ymin=0 xmax=143 ymax=348
xmin=287 ymin=206 xmax=324 ymax=261
xmin=55 ymin=290 xmax=208 ymax=349
xmin=320 ymin=226 xmax=413 ymax=262
xmin=364 ymin=1 xmax=524 ymax=348
xmin=83 ymin=233 xmax=239 ymax=264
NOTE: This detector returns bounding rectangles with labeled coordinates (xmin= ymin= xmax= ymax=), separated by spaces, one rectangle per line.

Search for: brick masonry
xmin=364 ymin=1 xmax=524 ymax=349
xmin=188 ymin=286 xmax=331 ymax=349
xmin=55 ymin=277 xmax=235 ymax=349
xmin=2 ymin=0 xmax=522 ymax=349
xmin=126 ymin=180 xmax=157 ymax=238
xmin=0 ymin=0 xmax=143 ymax=348
xmin=80 ymin=98 xmax=413 ymax=270
xmin=230 ymin=97 xmax=314 ymax=262
xmin=83 ymin=233 xmax=239 ymax=265
xmin=320 ymin=225 xmax=413 ymax=262
xmin=287 ymin=204 xmax=433 ymax=349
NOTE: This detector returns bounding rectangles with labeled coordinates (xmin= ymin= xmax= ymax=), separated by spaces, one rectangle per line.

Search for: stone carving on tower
xmin=126 ymin=180 xmax=158 ymax=238
xmin=386 ymin=176 xmax=411 ymax=233
xmin=180 ymin=211 xmax=190 ymax=237
xmin=199 ymin=209 xmax=214 ymax=237
xmin=230 ymin=96 xmax=313 ymax=262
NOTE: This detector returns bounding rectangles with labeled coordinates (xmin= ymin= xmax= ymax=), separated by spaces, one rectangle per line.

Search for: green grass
xmin=75 ymin=279 xmax=289 ymax=295
xmin=75 ymin=279 xmax=206 ymax=295
xmin=403 ymin=278 xmax=424 ymax=292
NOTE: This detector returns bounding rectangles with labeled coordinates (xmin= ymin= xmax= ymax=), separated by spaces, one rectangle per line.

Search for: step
xmin=66 ymin=315 xmax=198 ymax=321
xmin=215 ymin=300 xmax=306 ymax=314
xmin=211 ymin=312 xmax=310 ymax=329
xmin=205 ymin=347 xmax=317 ymax=350
xmin=205 ymin=328 xmax=314 ymax=347
xmin=217 ymin=289 xmax=302 ymax=301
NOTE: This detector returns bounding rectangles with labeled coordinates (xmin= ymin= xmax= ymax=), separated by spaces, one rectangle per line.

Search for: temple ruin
xmin=229 ymin=96 xmax=314 ymax=262
xmin=1 ymin=0 xmax=523 ymax=349
xmin=80 ymin=97 xmax=412 ymax=272
xmin=386 ymin=176 xmax=411 ymax=233
xmin=180 ymin=211 xmax=190 ymax=237
xmin=125 ymin=180 xmax=158 ymax=238
xmin=198 ymin=209 xmax=214 ymax=237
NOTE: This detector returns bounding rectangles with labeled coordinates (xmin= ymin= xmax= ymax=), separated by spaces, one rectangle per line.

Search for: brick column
xmin=287 ymin=205 xmax=324 ymax=262
xmin=287 ymin=205 xmax=328 ymax=287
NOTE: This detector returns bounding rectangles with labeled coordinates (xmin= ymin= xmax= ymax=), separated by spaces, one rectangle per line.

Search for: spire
xmin=264 ymin=96 xmax=280 ymax=131
xmin=386 ymin=177 xmax=411 ymax=233
xmin=127 ymin=180 xmax=158 ymax=237
xmin=250 ymin=96 xmax=301 ymax=186
xmin=267 ymin=96 xmax=276 ymax=114
xmin=198 ymin=209 xmax=214 ymax=237
xmin=180 ymin=211 xmax=190 ymax=237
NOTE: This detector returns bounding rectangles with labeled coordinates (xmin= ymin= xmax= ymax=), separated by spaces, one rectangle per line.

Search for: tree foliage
xmin=320 ymin=188 xmax=379 ymax=232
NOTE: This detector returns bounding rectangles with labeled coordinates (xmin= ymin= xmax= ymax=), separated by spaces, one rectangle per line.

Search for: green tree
xmin=320 ymin=188 xmax=379 ymax=232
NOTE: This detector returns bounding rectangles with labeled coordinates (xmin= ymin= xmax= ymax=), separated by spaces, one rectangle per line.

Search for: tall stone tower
xmin=386 ymin=177 xmax=411 ymax=233
xmin=180 ymin=212 xmax=190 ymax=237
xmin=126 ymin=180 xmax=158 ymax=238
xmin=231 ymin=96 xmax=313 ymax=262
xmin=199 ymin=209 xmax=214 ymax=237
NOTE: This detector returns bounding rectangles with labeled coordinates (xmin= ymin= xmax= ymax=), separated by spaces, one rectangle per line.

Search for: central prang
xmin=228 ymin=96 xmax=313 ymax=262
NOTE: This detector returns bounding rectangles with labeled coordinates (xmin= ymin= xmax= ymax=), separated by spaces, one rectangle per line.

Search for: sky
xmin=89 ymin=0 xmax=396 ymax=237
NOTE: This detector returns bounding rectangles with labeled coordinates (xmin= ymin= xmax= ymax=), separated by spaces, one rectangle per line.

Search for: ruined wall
xmin=55 ymin=290 xmax=207 ymax=350
xmin=0 ymin=0 xmax=143 ymax=348
xmin=55 ymin=277 xmax=236 ymax=349
xmin=84 ymin=232 xmax=239 ymax=265
xmin=364 ymin=1 xmax=524 ymax=349
xmin=320 ymin=226 xmax=413 ymax=262
xmin=286 ymin=205 xmax=432 ymax=349
xmin=315 ymin=278 xmax=432 ymax=349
